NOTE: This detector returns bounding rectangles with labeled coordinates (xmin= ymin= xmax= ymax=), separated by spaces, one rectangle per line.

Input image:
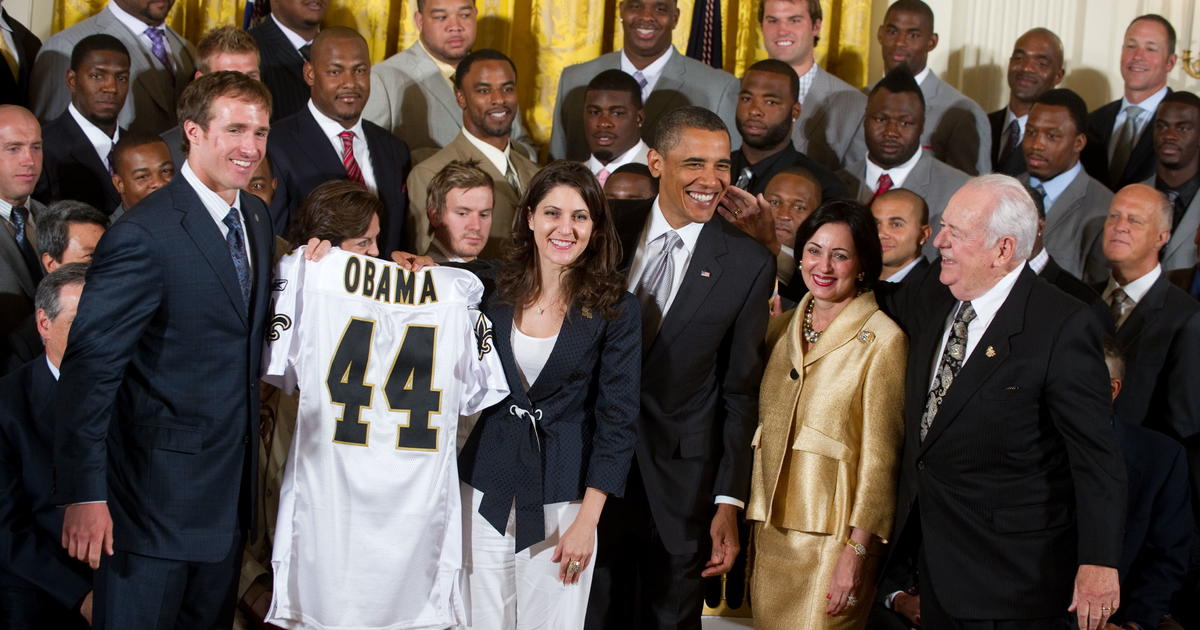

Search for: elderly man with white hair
xmin=879 ymin=174 xmax=1127 ymax=630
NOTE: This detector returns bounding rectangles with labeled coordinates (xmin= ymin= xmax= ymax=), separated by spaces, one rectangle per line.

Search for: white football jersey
xmin=262 ymin=248 xmax=508 ymax=630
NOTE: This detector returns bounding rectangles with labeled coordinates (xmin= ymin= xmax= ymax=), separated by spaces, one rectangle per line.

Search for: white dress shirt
xmin=1111 ymin=86 xmax=1169 ymax=148
xmin=620 ymin=46 xmax=674 ymax=102
xmin=1028 ymin=160 xmax=1082 ymax=212
xmin=913 ymin=66 xmax=932 ymax=86
xmin=1027 ymin=248 xmax=1049 ymax=274
xmin=271 ymin=13 xmax=312 ymax=52
xmin=866 ymin=147 xmax=924 ymax=192
xmin=462 ymin=127 xmax=516 ymax=180
xmin=585 ymin=139 xmax=649 ymax=177
xmin=884 ymin=256 xmax=922 ymax=283
xmin=180 ymin=161 xmax=252 ymax=271
xmin=106 ymin=1 xmax=172 ymax=67
xmin=68 ymin=103 xmax=121 ymax=171
xmin=47 ymin=355 xmax=60 ymax=380
xmin=929 ymin=263 xmax=1024 ymax=388
xmin=307 ymin=100 xmax=378 ymax=192
xmin=0 ymin=11 xmax=19 ymax=67
xmin=1102 ymin=264 xmax=1161 ymax=328
xmin=777 ymin=245 xmax=795 ymax=284
xmin=796 ymin=64 xmax=818 ymax=104
xmin=1002 ymin=107 xmax=1029 ymax=149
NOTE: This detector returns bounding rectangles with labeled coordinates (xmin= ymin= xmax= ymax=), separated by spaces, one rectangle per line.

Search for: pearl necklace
xmin=802 ymin=299 xmax=821 ymax=343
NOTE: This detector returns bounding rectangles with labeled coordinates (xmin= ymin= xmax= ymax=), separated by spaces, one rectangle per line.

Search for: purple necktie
xmin=144 ymin=27 xmax=173 ymax=74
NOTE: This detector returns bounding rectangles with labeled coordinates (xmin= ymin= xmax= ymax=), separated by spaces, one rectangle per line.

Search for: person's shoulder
xmin=561 ymin=52 xmax=620 ymax=79
xmin=674 ymin=53 xmax=736 ymax=82
xmin=39 ymin=110 xmax=75 ymax=141
xmin=926 ymin=152 xmax=970 ymax=180
xmin=713 ymin=215 xmax=772 ymax=261
xmin=1161 ymin=280 xmax=1200 ymax=316
xmin=363 ymin=118 xmax=408 ymax=149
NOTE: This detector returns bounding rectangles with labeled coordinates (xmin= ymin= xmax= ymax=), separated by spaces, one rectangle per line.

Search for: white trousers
xmin=462 ymin=484 xmax=596 ymax=630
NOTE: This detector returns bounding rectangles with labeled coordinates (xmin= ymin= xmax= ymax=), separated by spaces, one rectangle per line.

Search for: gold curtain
xmin=55 ymin=0 xmax=872 ymax=149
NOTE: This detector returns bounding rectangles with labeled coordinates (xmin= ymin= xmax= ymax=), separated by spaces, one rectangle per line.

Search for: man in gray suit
xmin=873 ymin=0 xmax=990 ymax=176
xmin=1140 ymin=91 xmax=1200 ymax=273
xmin=0 ymin=106 xmax=46 ymax=375
xmin=1019 ymin=88 xmax=1112 ymax=285
xmin=760 ymin=0 xmax=866 ymax=170
xmin=364 ymin=0 xmax=533 ymax=163
xmin=30 ymin=0 xmax=196 ymax=136
xmin=549 ymin=0 xmax=740 ymax=161
xmin=839 ymin=67 xmax=968 ymax=260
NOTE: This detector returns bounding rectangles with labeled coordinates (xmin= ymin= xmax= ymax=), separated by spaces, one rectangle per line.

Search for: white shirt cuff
xmin=884 ymin=590 xmax=904 ymax=609
xmin=714 ymin=495 xmax=744 ymax=509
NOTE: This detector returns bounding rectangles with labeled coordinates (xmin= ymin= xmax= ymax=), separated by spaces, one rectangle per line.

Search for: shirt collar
xmin=417 ymin=39 xmax=457 ymax=83
xmin=181 ymin=160 xmax=243 ymax=222
xmin=271 ymin=13 xmax=312 ymax=51
xmin=46 ymin=355 xmax=60 ymax=380
xmin=1028 ymin=160 xmax=1082 ymax=209
xmin=1027 ymin=247 xmax=1050 ymax=274
xmin=108 ymin=1 xmax=163 ymax=37
xmin=620 ymin=46 xmax=674 ymax=84
xmin=0 ymin=11 xmax=12 ymax=34
xmin=885 ymin=256 xmax=923 ymax=283
xmin=1003 ymin=107 xmax=1029 ymax=137
xmin=964 ymin=261 xmax=1025 ymax=324
xmin=866 ymin=147 xmax=924 ymax=190
xmin=586 ymin=139 xmax=649 ymax=174
xmin=913 ymin=66 xmax=932 ymax=85
xmin=68 ymin=102 xmax=121 ymax=149
xmin=1103 ymin=264 xmax=1162 ymax=304
xmin=1122 ymin=85 xmax=1169 ymax=113
xmin=0 ymin=197 xmax=14 ymax=224
xmin=307 ymin=99 xmax=364 ymax=139
xmin=796 ymin=63 xmax=818 ymax=103
xmin=645 ymin=196 xmax=704 ymax=254
xmin=461 ymin=127 xmax=512 ymax=176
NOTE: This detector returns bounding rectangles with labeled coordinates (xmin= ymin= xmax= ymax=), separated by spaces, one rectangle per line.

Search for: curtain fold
xmin=55 ymin=0 xmax=871 ymax=150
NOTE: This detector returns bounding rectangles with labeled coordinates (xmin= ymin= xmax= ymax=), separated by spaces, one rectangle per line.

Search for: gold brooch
xmin=985 ymin=345 xmax=996 ymax=358
xmin=581 ymin=306 xmax=593 ymax=319
xmin=858 ymin=330 xmax=875 ymax=343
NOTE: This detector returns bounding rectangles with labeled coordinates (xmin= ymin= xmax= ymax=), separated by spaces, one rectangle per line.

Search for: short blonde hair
xmin=196 ymin=26 xmax=259 ymax=75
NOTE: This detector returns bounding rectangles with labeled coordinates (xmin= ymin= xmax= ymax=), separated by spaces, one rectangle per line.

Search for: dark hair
xmin=454 ymin=48 xmax=516 ymax=90
xmin=770 ymin=165 xmax=822 ymax=199
xmin=757 ymin=0 xmax=822 ymax=25
xmin=586 ymin=69 xmax=644 ymax=110
xmin=793 ymin=200 xmax=883 ymax=291
xmin=651 ymin=106 xmax=728 ymax=154
xmin=1102 ymin=335 xmax=1125 ymax=381
xmin=195 ymin=26 xmax=259 ymax=74
xmin=1130 ymin=14 xmax=1176 ymax=55
xmin=176 ymin=71 xmax=272 ymax=155
xmin=745 ymin=59 xmax=799 ymax=105
xmin=1032 ymin=88 xmax=1088 ymax=136
xmin=885 ymin=0 xmax=935 ymax=32
xmin=70 ymin=34 xmax=129 ymax=71
xmin=1161 ymin=90 xmax=1200 ymax=112
xmin=37 ymin=201 xmax=108 ymax=263
xmin=112 ymin=132 xmax=171 ymax=171
xmin=35 ymin=262 xmax=89 ymax=319
xmin=499 ymin=161 xmax=625 ymax=319
xmin=286 ymin=180 xmax=382 ymax=246
xmin=611 ymin=162 xmax=654 ymax=179
xmin=869 ymin=65 xmax=926 ymax=110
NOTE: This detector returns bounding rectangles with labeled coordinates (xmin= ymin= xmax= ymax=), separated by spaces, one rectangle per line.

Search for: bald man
xmin=0 ymin=105 xmax=46 ymax=374
xmin=990 ymin=28 xmax=1065 ymax=176
xmin=266 ymin=26 xmax=411 ymax=257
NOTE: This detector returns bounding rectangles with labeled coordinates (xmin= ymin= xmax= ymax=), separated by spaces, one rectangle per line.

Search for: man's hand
xmin=62 ymin=503 xmax=113 ymax=570
xmin=702 ymin=503 xmax=740 ymax=577
xmin=389 ymin=251 xmax=436 ymax=271
xmin=1068 ymin=564 xmax=1119 ymax=630
xmin=79 ymin=590 xmax=94 ymax=624
xmin=893 ymin=592 xmax=921 ymax=626
xmin=717 ymin=186 xmax=780 ymax=255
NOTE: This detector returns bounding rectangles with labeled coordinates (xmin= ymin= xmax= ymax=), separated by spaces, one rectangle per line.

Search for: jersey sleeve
xmin=261 ymin=248 xmax=306 ymax=394
xmin=457 ymin=308 xmax=509 ymax=417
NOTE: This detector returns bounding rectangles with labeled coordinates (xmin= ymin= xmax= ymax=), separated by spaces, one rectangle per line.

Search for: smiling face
xmin=340 ymin=212 xmax=380 ymax=257
xmin=0 ymin=107 xmax=43 ymax=206
xmin=935 ymin=186 xmax=1011 ymax=301
xmin=872 ymin=192 xmax=929 ymax=270
xmin=877 ymin=8 xmax=936 ymax=74
xmin=528 ymin=184 xmax=593 ymax=271
xmin=800 ymin=221 xmax=860 ymax=304
xmin=1120 ymin=18 xmax=1176 ymax=97
xmin=619 ymin=0 xmax=679 ymax=63
xmin=456 ymin=59 xmax=517 ymax=141
xmin=648 ymin=127 xmax=731 ymax=228
xmin=183 ymin=95 xmax=270 ymax=204
xmin=1103 ymin=185 xmax=1170 ymax=272
xmin=113 ymin=0 xmax=173 ymax=26
xmin=305 ymin=35 xmax=371 ymax=128
xmin=1153 ymin=101 xmax=1200 ymax=171
xmin=113 ymin=140 xmax=174 ymax=208
xmin=1007 ymin=30 xmax=1064 ymax=104
xmin=68 ymin=49 xmax=131 ymax=129
xmin=431 ymin=185 xmax=493 ymax=260
xmin=735 ymin=69 xmax=799 ymax=152
xmin=864 ymin=87 xmax=923 ymax=168
xmin=764 ymin=172 xmax=817 ymax=250
xmin=1022 ymin=103 xmax=1085 ymax=180
xmin=415 ymin=0 xmax=477 ymax=64
xmin=761 ymin=0 xmax=820 ymax=67
xmin=270 ymin=0 xmax=328 ymax=32
xmin=585 ymin=89 xmax=644 ymax=163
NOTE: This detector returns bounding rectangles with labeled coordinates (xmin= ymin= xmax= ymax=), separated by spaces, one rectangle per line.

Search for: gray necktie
xmin=921 ymin=301 xmax=976 ymax=441
xmin=504 ymin=156 xmax=522 ymax=196
xmin=636 ymin=230 xmax=682 ymax=347
xmin=1109 ymin=106 xmax=1145 ymax=186
xmin=1109 ymin=288 xmax=1133 ymax=329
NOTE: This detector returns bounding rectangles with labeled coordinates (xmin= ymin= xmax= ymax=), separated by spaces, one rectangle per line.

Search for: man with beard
xmin=990 ymin=28 xmax=1065 ymax=176
xmin=266 ymin=27 xmax=411 ymax=257
xmin=249 ymin=0 xmax=328 ymax=121
xmin=1141 ymin=91 xmax=1200 ymax=273
xmin=33 ymin=35 xmax=129 ymax=216
xmin=31 ymin=0 xmax=196 ymax=135
xmin=366 ymin=0 xmax=535 ymax=162
xmin=406 ymin=48 xmax=538 ymax=258
xmin=582 ymin=69 xmax=649 ymax=185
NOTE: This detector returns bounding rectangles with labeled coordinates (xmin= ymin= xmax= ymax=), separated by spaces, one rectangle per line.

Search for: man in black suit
xmin=267 ymin=27 xmax=411 ymax=257
xmin=249 ymin=0 xmax=327 ymax=121
xmin=0 ymin=263 xmax=92 ymax=629
xmin=585 ymin=106 xmax=775 ymax=630
xmin=872 ymin=188 xmax=931 ymax=284
xmin=53 ymin=71 xmax=275 ymax=629
xmin=0 ymin=5 xmax=42 ymax=108
xmin=1082 ymin=14 xmax=1178 ymax=191
xmin=33 ymin=35 xmax=129 ymax=216
xmin=989 ymin=28 xmax=1064 ymax=176
xmin=881 ymin=174 xmax=1125 ymax=630
xmin=0 ymin=105 xmax=46 ymax=376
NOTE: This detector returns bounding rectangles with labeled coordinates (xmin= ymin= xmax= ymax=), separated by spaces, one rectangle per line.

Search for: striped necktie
xmin=338 ymin=131 xmax=366 ymax=186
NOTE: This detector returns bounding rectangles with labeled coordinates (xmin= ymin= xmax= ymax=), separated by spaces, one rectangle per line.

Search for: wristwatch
xmin=845 ymin=539 xmax=867 ymax=557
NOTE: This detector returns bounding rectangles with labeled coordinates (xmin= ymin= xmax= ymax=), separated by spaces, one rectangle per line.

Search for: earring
xmin=856 ymin=272 xmax=865 ymax=281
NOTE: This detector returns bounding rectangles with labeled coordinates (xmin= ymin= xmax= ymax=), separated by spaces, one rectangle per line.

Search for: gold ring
xmin=1100 ymin=606 xmax=1111 ymax=611
xmin=567 ymin=560 xmax=582 ymax=574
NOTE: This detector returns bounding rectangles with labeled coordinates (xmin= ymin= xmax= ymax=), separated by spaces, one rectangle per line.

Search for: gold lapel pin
xmin=986 ymin=345 xmax=996 ymax=358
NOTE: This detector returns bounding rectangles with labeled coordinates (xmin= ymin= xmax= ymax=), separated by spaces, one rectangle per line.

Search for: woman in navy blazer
xmin=458 ymin=160 xmax=640 ymax=629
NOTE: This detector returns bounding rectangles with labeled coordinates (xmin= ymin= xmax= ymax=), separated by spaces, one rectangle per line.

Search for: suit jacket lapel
xmin=527 ymin=307 xmax=602 ymax=401
xmin=654 ymin=219 xmax=725 ymax=351
xmin=410 ymin=46 xmax=461 ymax=125
xmin=1044 ymin=168 xmax=1087 ymax=234
xmin=1165 ymin=192 xmax=1200 ymax=265
xmin=61 ymin=114 xmax=119 ymax=203
xmin=97 ymin=10 xmax=176 ymax=117
xmin=0 ymin=223 xmax=35 ymax=297
xmin=643 ymin=54 xmax=689 ymax=127
xmin=800 ymin=292 xmax=878 ymax=367
xmin=173 ymin=180 xmax=249 ymax=327
xmin=486 ymin=301 xmax=533 ymax=407
xmin=1116 ymin=274 xmax=1167 ymax=347
xmin=299 ymin=108 xmax=348 ymax=175
xmin=908 ymin=152 xmax=934 ymax=193
xmin=265 ymin=19 xmax=306 ymax=83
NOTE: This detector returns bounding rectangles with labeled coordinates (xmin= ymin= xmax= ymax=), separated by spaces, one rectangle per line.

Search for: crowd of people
xmin=0 ymin=0 xmax=1197 ymax=629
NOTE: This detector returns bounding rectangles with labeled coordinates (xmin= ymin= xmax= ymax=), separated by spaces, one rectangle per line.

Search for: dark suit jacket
xmin=266 ymin=108 xmax=412 ymax=257
xmin=1108 ymin=418 xmax=1192 ymax=630
xmin=610 ymin=198 xmax=775 ymax=555
xmin=248 ymin=18 xmax=309 ymax=122
xmin=0 ymin=10 xmax=41 ymax=108
xmin=1083 ymin=95 xmax=1168 ymax=191
xmin=730 ymin=143 xmax=845 ymax=201
xmin=0 ymin=356 xmax=91 ymax=610
xmin=1168 ymin=265 xmax=1199 ymax=296
xmin=33 ymin=111 xmax=123 ymax=215
xmin=988 ymin=108 xmax=1025 ymax=176
xmin=1 ymin=199 xmax=45 ymax=376
xmin=1039 ymin=255 xmax=1101 ymax=306
xmin=882 ymin=264 xmax=1125 ymax=619
xmin=52 ymin=175 xmax=273 ymax=562
xmin=459 ymin=291 xmax=641 ymax=552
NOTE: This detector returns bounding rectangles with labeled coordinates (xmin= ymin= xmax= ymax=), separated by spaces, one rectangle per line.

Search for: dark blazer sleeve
xmin=584 ymin=293 xmax=640 ymax=497
xmin=52 ymin=220 xmax=164 ymax=503
xmin=1165 ymin=310 xmax=1200 ymax=441
xmin=713 ymin=246 xmax=775 ymax=501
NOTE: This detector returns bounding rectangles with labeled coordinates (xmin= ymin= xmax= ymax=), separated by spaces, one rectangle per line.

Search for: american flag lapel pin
xmin=700 ymin=270 xmax=711 ymax=278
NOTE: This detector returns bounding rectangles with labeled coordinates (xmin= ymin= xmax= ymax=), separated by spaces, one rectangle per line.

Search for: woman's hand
xmin=303 ymin=238 xmax=334 ymax=261
xmin=826 ymin=542 xmax=867 ymax=616
xmin=551 ymin=513 xmax=596 ymax=586
xmin=390 ymin=251 xmax=437 ymax=271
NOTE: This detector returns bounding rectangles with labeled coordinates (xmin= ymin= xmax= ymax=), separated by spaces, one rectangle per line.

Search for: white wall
xmin=868 ymin=0 xmax=1200 ymax=113
xmin=4 ymin=0 xmax=53 ymax=40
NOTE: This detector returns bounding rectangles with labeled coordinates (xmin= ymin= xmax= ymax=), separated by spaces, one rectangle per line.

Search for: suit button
xmin=243 ymin=435 xmax=250 ymax=445
xmin=789 ymin=368 xmax=799 ymax=380
xmin=916 ymin=460 xmax=926 ymax=471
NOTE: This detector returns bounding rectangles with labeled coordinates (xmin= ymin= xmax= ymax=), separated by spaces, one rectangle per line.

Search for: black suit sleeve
xmin=585 ymin=293 xmax=641 ymax=497
xmin=713 ymin=251 xmax=775 ymax=501
xmin=266 ymin=139 xmax=295 ymax=236
xmin=1165 ymin=310 xmax=1200 ymax=441
xmin=53 ymin=221 xmax=164 ymax=503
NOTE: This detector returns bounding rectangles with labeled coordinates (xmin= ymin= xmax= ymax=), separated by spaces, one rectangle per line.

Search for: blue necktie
xmin=10 ymin=205 xmax=42 ymax=280
xmin=223 ymin=208 xmax=251 ymax=310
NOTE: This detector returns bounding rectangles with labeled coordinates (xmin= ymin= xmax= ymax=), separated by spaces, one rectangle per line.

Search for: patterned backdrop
xmin=54 ymin=0 xmax=871 ymax=156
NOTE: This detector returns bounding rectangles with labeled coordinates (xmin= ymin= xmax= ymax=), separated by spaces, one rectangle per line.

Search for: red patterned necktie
xmin=872 ymin=173 xmax=893 ymax=200
xmin=338 ymin=130 xmax=366 ymax=186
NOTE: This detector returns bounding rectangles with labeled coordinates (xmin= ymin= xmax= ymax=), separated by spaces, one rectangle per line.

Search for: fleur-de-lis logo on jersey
xmin=268 ymin=313 xmax=293 ymax=341
xmin=474 ymin=311 xmax=495 ymax=360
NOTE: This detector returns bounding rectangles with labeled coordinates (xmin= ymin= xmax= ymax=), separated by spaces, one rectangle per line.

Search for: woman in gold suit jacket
xmin=747 ymin=200 xmax=906 ymax=630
